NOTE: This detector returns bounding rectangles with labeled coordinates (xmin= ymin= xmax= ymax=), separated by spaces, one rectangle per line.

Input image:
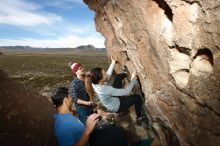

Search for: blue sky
xmin=0 ymin=0 xmax=105 ymax=48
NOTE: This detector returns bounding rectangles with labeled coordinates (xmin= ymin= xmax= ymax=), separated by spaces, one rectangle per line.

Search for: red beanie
xmin=70 ymin=62 xmax=82 ymax=74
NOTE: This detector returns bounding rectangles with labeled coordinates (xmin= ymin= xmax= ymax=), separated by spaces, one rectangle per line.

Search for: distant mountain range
xmin=0 ymin=45 xmax=106 ymax=51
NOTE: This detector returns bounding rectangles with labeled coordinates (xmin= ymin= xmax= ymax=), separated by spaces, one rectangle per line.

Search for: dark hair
xmin=84 ymin=67 xmax=103 ymax=100
xmin=90 ymin=67 xmax=103 ymax=84
xmin=51 ymin=87 xmax=69 ymax=107
xmin=85 ymin=74 xmax=95 ymax=100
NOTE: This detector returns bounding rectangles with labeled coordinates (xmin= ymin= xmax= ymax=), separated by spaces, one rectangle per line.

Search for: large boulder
xmin=0 ymin=69 xmax=56 ymax=146
xmin=84 ymin=0 xmax=220 ymax=146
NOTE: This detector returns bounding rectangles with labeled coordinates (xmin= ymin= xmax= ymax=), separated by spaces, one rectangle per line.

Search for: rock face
xmin=84 ymin=0 xmax=220 ymax=146
xmin=0 ymin=69 xmax=56 ymax=146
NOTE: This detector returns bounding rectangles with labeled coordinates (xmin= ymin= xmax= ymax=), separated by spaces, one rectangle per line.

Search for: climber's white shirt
xmin=92 ymin=62 xmax=137 ymax=112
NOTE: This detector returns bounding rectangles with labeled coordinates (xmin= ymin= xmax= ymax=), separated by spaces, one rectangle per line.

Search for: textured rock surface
xmin=0 ymin=69 xmax=56 ymax=146
xmin=84 ymin=0 xmax=220 ymax=146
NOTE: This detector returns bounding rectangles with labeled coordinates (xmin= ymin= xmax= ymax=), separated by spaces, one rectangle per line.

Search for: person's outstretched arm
xmin=105 ymin=71 xmax=138 ymax=96
xmin=73 ymin=114 xmax=99 ymax=146
xmin=106 ymin=55 xmax=117 ymax=79
xmin=76 ymin=99 xmax=94 ymax=106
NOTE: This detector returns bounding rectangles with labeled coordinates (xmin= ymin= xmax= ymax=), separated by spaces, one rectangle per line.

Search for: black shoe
xmin=121 ymin=65 xmax=128 ymax=74
xmin=119 ymin=65 xmax=130 ymax=81
xmin=118 ymin=65 xmax=128 ymax=74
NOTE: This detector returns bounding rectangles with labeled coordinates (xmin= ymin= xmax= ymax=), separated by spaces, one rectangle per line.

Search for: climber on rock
xmin=85 ymin=55 xmax=144 ymax=125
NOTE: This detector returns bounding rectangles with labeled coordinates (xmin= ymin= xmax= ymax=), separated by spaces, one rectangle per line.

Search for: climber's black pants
xmin=112 ymin=73 xmax=142 ymax=118
xmin=117 ymin=94 xmax=142 ymax=117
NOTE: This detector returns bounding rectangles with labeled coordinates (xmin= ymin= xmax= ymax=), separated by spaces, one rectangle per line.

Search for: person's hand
xmin=89 ymin=101 xmax=97 ymax=107
xmin=131 ymin=71 xmax=137 ymax=80
xmin=88 ymin=101 xmax=97 ymax=107
xmin=110 ymin=55 xmax=117 ymax=64
xmin=85 ymin=113 xmax=100 ymax=135
xmin=87 ymin=101 xmax=92 ymax=106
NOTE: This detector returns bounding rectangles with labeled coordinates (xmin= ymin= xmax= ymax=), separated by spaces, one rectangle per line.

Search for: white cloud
xmin=42 ymin=0 xmax=85 ymax=9
xmin=0 ymin=0 xmax=62 ymax=27
xmin=0 ymin=35 xmax=105 ymax=48
xmin=65 ymin=23 xmax=94 ymax=35
xmin=0 ymin=0 xmax=105 ymax=48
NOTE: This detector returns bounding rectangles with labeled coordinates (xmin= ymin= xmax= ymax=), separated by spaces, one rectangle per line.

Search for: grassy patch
xmin=0 ymin=50 xmax=109 ymax=93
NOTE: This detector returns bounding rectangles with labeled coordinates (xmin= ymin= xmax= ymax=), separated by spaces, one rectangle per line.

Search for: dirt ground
xmin=0 ymin=69 xmax=57 ymax=146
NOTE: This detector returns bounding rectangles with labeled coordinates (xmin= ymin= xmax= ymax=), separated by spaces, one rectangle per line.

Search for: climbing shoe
xmin=120 ymin=65 xmax=129 ymax=75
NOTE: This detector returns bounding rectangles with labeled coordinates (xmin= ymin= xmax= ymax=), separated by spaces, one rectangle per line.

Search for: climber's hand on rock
xmin=111 ymin=55 xmax=117 ymax=64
